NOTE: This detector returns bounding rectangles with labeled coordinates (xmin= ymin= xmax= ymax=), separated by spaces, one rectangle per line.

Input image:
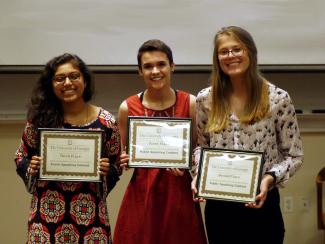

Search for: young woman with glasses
xmin=192 ymin=26 xmax=303 ymax=244
xmin=14 ymin=53 xmax=121 ymax=243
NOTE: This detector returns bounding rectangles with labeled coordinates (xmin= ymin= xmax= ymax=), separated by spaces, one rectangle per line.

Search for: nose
xmin=227 ymin=50 xmax=235 ymax=57
xmin=152 ymin=66 xmax=160 ymax=74
xmin=63 ymin=76 xmax=72 ymax=85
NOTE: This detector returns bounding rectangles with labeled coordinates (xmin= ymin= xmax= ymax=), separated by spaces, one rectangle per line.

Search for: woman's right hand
xmin=28 ymin=155 xmax=41 ymax=176
xmin=191 ymin=174 xmax=205 ymax=203
xmin=119 ymin=151 xmax=130 ymax=170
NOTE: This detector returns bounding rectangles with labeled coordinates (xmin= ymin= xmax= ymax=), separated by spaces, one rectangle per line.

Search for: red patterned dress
xmin=15 ymin=108 xmax=120 ymax=244
xmin=113 ymin=90 xmax=207 ymax=244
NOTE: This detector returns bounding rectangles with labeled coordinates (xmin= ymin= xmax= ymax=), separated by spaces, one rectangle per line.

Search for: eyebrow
xmin=219 ymin=45 xmax=242 ymax=50
xmin=142 ymin=60 xmax=167 ymax=66
xmin=54 ymin=71 xmax=80 ymax=76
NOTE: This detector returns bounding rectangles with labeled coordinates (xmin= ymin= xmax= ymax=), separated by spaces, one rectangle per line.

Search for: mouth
xmin=62 ymin=89 xmax=76 ymax=95
xmin=150 ymin=77 xmax=163 ymax=81
xmin=227 ymin=62 xmax=240 ymax=67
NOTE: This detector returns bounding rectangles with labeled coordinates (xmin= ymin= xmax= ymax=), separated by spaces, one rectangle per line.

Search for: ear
xmin=171 ymin=63 xmax=175 ymax=72
xmin=138 ymin=67 xmax=143 ymax=76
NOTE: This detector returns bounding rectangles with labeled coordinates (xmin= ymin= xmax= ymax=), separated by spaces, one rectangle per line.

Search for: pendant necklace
xmin=144 ymin=106 xmax=175 ymax=117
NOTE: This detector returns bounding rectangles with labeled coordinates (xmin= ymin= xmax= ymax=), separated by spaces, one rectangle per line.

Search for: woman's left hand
xmin=191 ymin=174 xmax=205 ymax=202
xmin=245 ymin=174 xmax=274 ymax=209
xmin=99 ymin=158 xmax=110 ymax=177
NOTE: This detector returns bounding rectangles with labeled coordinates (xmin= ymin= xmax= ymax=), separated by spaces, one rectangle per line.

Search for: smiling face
xmin=52 ymin=62 xmax=86 ymax=105
xmin=217 ymin=34 xmax=250 ymax=79
xmin=139 ymin=51 xmax=175 ymax=91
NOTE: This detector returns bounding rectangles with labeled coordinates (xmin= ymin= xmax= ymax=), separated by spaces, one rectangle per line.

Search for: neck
xmin=146 ymin=86 xmax=174 ymax=100
xmin=143 ymin=87 xmax=175 ymax=110
xmin=228 ymin=77 xmax=248 ymax=117
xmin=230 ymin=76 xmax=247 ymax=97
xmin=62 ymin=100 xmax=87 ymax=116
xmin=62 ymin=100 xmax=92 ymax=126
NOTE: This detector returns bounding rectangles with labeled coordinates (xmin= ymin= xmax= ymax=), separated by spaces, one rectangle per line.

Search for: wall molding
xmin=297 ymin=114 xmax=325 ymax=133
xmin=1 ymin=111 xmax=324 ymax=132
xmin=1 ymin=64 xmax=325 ymax=74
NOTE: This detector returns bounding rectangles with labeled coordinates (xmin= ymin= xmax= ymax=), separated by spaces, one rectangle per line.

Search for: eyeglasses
xmin=218 ymin=47 xmax=244 ymax=58
xmin=53 ymin=72 xmax=81 ymax=84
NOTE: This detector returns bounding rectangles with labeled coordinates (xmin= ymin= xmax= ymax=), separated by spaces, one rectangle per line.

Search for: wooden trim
xmin=297 ymin=114 xmax=325 ymax=133
xmin=316 ymin=167 xmax=325 ymax=230
xmin=1 ymin=64 xmax=325 ymax=74
xmin=1 ymin=112 xmax=325 ymax=133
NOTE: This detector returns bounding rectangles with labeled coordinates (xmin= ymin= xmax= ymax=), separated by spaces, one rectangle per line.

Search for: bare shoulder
xmin=189 ymin=94 xmax=196 ymax=118
xmin=189 ymin=94 xmax=196 ymax=110
xmin=189 ymin=94 xmax=196 ymax=103
xmin=119 ymin=100 xmax=128 ymax=111
xmin=118 ymin=100 xmax=129 ymax=120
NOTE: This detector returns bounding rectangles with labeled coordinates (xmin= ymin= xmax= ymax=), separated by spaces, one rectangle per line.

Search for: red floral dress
xmin=15 ymin=109 xmax=120 ymax=244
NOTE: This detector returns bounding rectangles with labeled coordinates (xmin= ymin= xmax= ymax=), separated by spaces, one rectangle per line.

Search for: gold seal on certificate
xmin=196 ymin=148 xmax=264 ymax=202
xmin=39 ymin=128 xmax=102 ymax=182
xmin=127 ymin=117 xmax=192 ymax=169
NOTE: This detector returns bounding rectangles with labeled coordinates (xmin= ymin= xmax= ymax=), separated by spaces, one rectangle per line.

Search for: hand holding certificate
xmin=127 ymin=117 xmax=192 ymax=169
xmin=39 ymin=128 xmax=102 ymax=182
xmin=196 ymin=148 xmax=264 ymax=203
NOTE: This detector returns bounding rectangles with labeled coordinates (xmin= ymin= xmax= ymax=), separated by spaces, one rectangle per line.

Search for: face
xmin=217 ymin=34 xmax=250 ymax=78
xmin=52 ymin=62 xmax=85 ymax=105
xmin=139 ymin=51 xmax=175 ymax=91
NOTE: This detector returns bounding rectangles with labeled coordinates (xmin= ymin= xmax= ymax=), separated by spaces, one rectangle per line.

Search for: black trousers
xmin=205 ymin=188 xmax=285 ymax=244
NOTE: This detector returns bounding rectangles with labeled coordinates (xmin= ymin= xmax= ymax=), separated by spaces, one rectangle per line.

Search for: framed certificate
xmin=39 ymin=128 xmax=102 ymax=182
xmin=196 ymin=148 xmax=264 ymax=203
xmin=127 ymin=116 xmax=192 ymax=169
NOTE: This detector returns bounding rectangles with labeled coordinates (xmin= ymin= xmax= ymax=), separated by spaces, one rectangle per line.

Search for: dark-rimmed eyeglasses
xmin=218 ymin=47 xmax=244 ymax=59
xmin=53 ymin=72 xmax=81 ymax=84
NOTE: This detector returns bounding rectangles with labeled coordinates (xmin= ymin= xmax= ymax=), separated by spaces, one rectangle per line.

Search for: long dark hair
xmin=27 ymin=53 xmax=94 ymax=128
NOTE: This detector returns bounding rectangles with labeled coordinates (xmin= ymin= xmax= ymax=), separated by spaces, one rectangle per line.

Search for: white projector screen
xmin=1 ymin=0 xmax=324 ymax=65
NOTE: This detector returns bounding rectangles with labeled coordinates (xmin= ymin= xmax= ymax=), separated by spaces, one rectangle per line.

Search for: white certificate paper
xmin=134 ymin=125 xmax=184 ymax=160
xmin=127 ymin=117 xmax=192 ymax=168
xmin=197 ymin=148 xmax=264 ymax=202
xmin=39 ymin=129 xmax=102 ymax=181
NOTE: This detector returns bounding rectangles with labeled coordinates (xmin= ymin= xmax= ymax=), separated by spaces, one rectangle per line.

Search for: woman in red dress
xmin=113 ymin=39 xmax=207 ymax=244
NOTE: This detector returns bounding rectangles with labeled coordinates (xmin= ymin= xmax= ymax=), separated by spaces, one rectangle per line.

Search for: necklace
xmin=141 ymin=90 xmax=177 ymax=118
xmin=64 ymin=103 xmax=89 ymax=126
xmin=144 ymin=106 xmax=175 ymax=117
xmin=84 ymin=104 xmax=89 ymax=125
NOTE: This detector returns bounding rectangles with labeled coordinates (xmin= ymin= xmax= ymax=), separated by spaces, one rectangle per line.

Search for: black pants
xmin=205 ymin=188 xmax=285 ymax=244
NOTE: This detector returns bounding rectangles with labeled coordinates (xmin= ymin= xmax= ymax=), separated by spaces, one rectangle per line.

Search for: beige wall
xmin=1 ymin=124 xmax=324 ymax=244
xmin=1 ymin=71 xmax=325 ymax=119
xmin=0 ymin=71 xmax=324 ymax=243
xmin=281 ymin=133 xmax=325 ymax=243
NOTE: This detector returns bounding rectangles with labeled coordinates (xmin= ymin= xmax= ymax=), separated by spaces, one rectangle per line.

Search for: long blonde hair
xmin=207 ymin=26 xmax=269 ymax=132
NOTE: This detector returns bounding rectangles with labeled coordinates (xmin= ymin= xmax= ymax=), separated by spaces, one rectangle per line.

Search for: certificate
xmin=39 ymin=128 xmax=102 ymax=182
xmin=196 ymin=148 xmax=264 ymax=202
xmin=127 ymin=117 xmax=192 ymax=168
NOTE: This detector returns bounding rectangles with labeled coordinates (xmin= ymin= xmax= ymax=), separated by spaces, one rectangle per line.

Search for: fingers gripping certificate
xmin=196 ymin=148 xmax=264 ymax=202
xmin=39 ymin=129 xmax=102 ymax=182
xmin=127 ymin=117 xmax=192 ymax=168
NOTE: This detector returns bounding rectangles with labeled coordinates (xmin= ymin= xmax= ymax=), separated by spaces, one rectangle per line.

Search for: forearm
xmin=15 ymin=157 xmax=37 ymax=193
